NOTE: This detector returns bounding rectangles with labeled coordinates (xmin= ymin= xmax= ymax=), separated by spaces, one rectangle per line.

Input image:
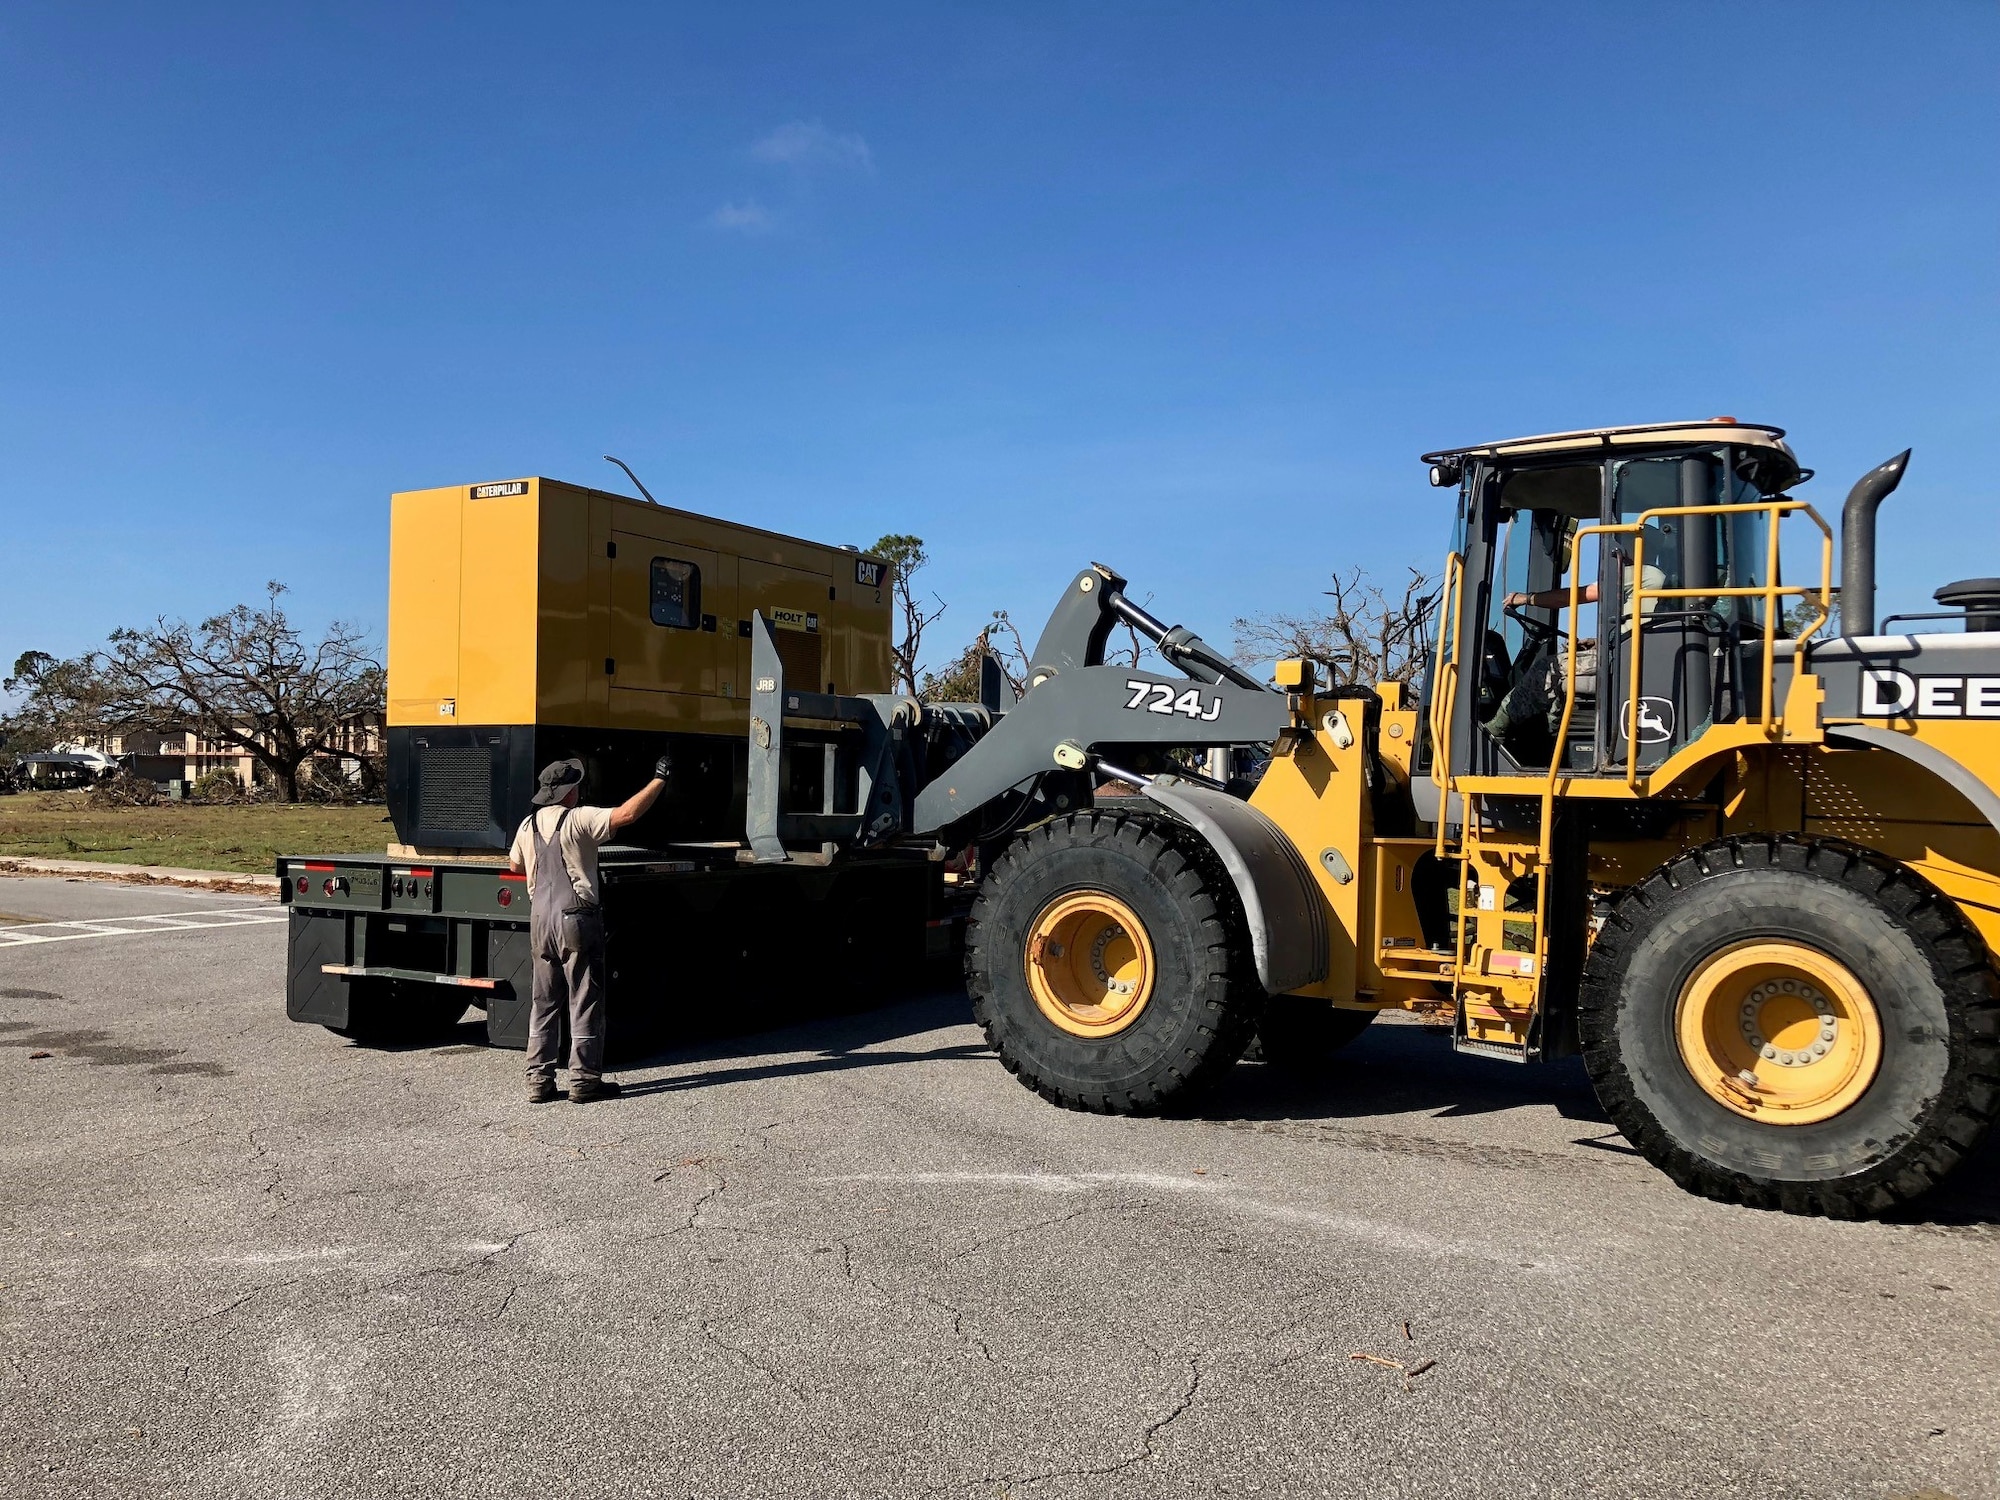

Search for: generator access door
xmin=609 ymin=536 xmax=729 ymax=712
xmin=738 ymin=558 xmax=838 ymax=696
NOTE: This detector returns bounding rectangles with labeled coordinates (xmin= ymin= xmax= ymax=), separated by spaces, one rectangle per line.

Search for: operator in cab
xmin=509 ymin=754 xmax=672 ymax=1104
xmin=1483 ymin=523 xmax=1668 ymax=749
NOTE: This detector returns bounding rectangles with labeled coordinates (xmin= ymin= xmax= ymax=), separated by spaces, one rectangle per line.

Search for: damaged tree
xmin=1232 ymin=565 xmax=1437 ymax=687
xmin=95 ymin=582 xmax=384 ymax=802
xmin=870 ymin=534 xmax=948 ymax=698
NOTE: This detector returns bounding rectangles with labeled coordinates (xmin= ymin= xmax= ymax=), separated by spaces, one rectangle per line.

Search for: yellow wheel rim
xmin=1674 ymin=940 xmax=1883 ymax=1126
xmin=1024 ymin=890 xmax=1156 ymax=1038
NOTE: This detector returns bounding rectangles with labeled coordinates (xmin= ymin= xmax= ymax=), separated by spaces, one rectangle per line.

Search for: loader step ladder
xmin=1442 ymin=792 xmax=1550 ymax=1062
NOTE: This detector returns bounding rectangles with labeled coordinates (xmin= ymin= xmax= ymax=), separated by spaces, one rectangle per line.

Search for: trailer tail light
xmin=323 ymin=878 xmax=338 ymax=897
xmin=296 ymin=876 xmax=309 ymax=894
xmin=497 ymin=887 xmax=513 ymax=907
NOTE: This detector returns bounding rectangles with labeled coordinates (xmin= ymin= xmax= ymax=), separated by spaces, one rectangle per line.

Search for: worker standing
xmin=509 ymin=754 xmax=671 ymax=1103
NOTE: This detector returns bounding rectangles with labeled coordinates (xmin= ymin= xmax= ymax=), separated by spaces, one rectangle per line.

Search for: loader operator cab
xmin=1421 ymin=421 xmax=1806 ymax=780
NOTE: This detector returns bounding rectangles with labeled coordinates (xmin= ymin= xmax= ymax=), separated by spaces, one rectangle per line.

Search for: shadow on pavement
xmin=1198 ymin=1020 xmax=1611 ymax=1128
xmin=616 ymin=1040 xmax=993 ymax=1098
xmin=360 ymin=981 xmax=2000 ymax=1228
xmin=610 ymin=983 xmax=976 ymax=1072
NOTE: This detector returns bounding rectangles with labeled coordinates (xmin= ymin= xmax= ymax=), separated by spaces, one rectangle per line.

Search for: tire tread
xmin=967 ymin=811 xmax=1259 ymax=1115
xmin=1579 ymin=834 xmax=2000 ymax=1217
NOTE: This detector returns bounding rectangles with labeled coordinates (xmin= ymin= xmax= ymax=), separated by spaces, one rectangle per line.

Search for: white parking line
xmin=0 ymin=905 xmax=286 ymax=948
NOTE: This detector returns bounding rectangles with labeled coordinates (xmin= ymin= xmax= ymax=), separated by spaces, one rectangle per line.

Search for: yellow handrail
xmin=1622 ymin=499 xmax=1833 ymax=786
xmin=1538 ymin=499 xmax=1833 ymax=804
xmin=1429 ymin=551 xmax=1465 ymax=858
xmin=1541 ymin=525 xmax=1613 ymax=855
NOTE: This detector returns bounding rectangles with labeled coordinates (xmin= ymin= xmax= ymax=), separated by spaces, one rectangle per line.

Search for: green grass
xmin=0 ymin=791 xmax=393 ymax=874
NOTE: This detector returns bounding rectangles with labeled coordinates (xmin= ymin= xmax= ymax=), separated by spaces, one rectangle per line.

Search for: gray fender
xmin=1140 ymin=778 xmax=1328 ymax=996
xmin=1824 ymin=724 xmax=2000 ymax=838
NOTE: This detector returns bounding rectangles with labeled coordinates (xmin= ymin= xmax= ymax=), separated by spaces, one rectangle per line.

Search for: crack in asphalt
xmin=635 ymin=1161 xmax=1006 ymax=1374
xmin=356 ymin=1223 xmax=567 ymax=1301
xmin=971 ymin=1353 xmax=1205 ymax=1494
xmin=247 ymin=1127 xmax=286 ymax=1215
xmin=699 ymin=1311 xmax=808 ymax=1400
xmin=942 ymin=1203 xmax=1126 ymax=1265
xmin=633 ymin=1165 xmax=732 ymax=1243
xmin=158 ymin=1276 xmax=307 ymax=1337
xmin=909 ymin=1287 xmax=996 ymax=1363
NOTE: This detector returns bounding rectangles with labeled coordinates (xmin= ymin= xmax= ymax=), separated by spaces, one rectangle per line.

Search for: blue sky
xmin=3 ymin=2 xmax=1997 ymax=678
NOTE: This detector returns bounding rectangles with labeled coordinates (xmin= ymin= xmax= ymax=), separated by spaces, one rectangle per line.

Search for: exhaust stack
xmin=1838 ymin=449 xmax=1912 ymax=635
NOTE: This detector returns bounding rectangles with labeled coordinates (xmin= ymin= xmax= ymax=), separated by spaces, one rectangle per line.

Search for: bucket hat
xmin=531 ymin=757 xmax=585 ymax=806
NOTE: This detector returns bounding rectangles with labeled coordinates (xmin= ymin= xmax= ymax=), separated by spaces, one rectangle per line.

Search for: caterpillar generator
xmin=283 ymin=421 xmax=2000 ymax=1218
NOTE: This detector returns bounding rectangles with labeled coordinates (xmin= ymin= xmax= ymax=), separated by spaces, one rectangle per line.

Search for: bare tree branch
xmin=1232 ymin=565 xmax=1438 ymax=688
xmin=870 ymin=534 xmax=948 ymax=697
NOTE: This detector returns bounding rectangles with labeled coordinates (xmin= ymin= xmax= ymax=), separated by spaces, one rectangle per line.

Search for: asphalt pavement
xmin=0 ymin=871 xmax=1995 ymax=1499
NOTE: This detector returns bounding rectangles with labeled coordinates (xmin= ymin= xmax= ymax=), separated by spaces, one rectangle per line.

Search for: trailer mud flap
xmin=484 ymin=926 xmax=536 ymax=1048
xmin=1140 ymin=779 xmax=1327 ymax=995
xmin=286 ymin=912 xmax=351 ymax=1029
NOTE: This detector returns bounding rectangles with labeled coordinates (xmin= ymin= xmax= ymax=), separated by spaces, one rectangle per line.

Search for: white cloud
xmin=749 ymin=119 xmax=873 ymax=173
xmin=707 ymin=199 xmax=775 ymax=233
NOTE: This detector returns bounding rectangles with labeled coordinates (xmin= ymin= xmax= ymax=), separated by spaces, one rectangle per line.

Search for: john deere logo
xmin=1620 ymin=697 xmax=1675 ymax=743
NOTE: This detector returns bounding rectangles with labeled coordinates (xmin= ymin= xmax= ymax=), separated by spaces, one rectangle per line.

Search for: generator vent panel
xmin=417 ymin=746 xmax=493 ymax=834
xmin=774 ymin=630 xmax=825 ymax=694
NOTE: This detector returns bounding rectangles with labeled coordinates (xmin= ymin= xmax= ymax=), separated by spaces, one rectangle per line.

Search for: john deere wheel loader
xmin=959 ymin=419 xmax=2000 ymax=1219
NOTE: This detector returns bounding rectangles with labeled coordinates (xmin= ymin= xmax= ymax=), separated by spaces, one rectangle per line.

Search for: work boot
xmin=527 ymin=1076 xmax=559 ymax=1104
xmin=569 ymin=1076 xmax=622 ymax=1104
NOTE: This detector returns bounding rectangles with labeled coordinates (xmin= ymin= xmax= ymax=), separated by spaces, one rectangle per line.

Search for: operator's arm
xmin=607 ymin=754 xmax=673 ymax=834
xmin=1505 ymin=582 xmax=1600 ymax=610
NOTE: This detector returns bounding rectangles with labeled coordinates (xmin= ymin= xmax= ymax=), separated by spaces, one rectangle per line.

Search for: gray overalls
xmin=524 ymin=808 xmax=607 ymax=1085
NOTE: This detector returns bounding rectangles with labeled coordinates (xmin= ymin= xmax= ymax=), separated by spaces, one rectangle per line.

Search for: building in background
xmin=80 ymin=715 xmax=384 ymax=791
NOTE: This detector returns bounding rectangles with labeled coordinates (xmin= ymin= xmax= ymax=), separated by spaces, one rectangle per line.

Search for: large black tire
xmin=1254 ymin=998 xmax=1377 ymax=1072
xmin=1579 ymin=836 xmax=2000 ymax=1217
xmin=966 ymin=811 xmax=1262 ymax=1113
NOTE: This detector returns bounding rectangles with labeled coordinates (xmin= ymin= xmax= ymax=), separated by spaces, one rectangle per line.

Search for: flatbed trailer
xmin=280 ymin=844 xmax=962 ymax=1048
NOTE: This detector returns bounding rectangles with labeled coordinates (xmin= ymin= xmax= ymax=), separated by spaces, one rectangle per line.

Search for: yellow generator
xmin=384 ymin=475 xmax=894 ymax=850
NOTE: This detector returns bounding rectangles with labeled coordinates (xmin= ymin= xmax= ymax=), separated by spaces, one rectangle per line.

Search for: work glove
xmin=652 ymin=752 xmax=674 ymax=782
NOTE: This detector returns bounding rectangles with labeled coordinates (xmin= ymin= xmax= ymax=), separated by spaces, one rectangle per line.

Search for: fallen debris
xmin=1351 ymin=1350 xmax=1438 ymax=1391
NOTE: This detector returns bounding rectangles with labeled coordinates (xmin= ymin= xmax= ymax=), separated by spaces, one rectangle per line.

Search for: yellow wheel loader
xmin=961 ymin=419 xmax=2000 ymax=1219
